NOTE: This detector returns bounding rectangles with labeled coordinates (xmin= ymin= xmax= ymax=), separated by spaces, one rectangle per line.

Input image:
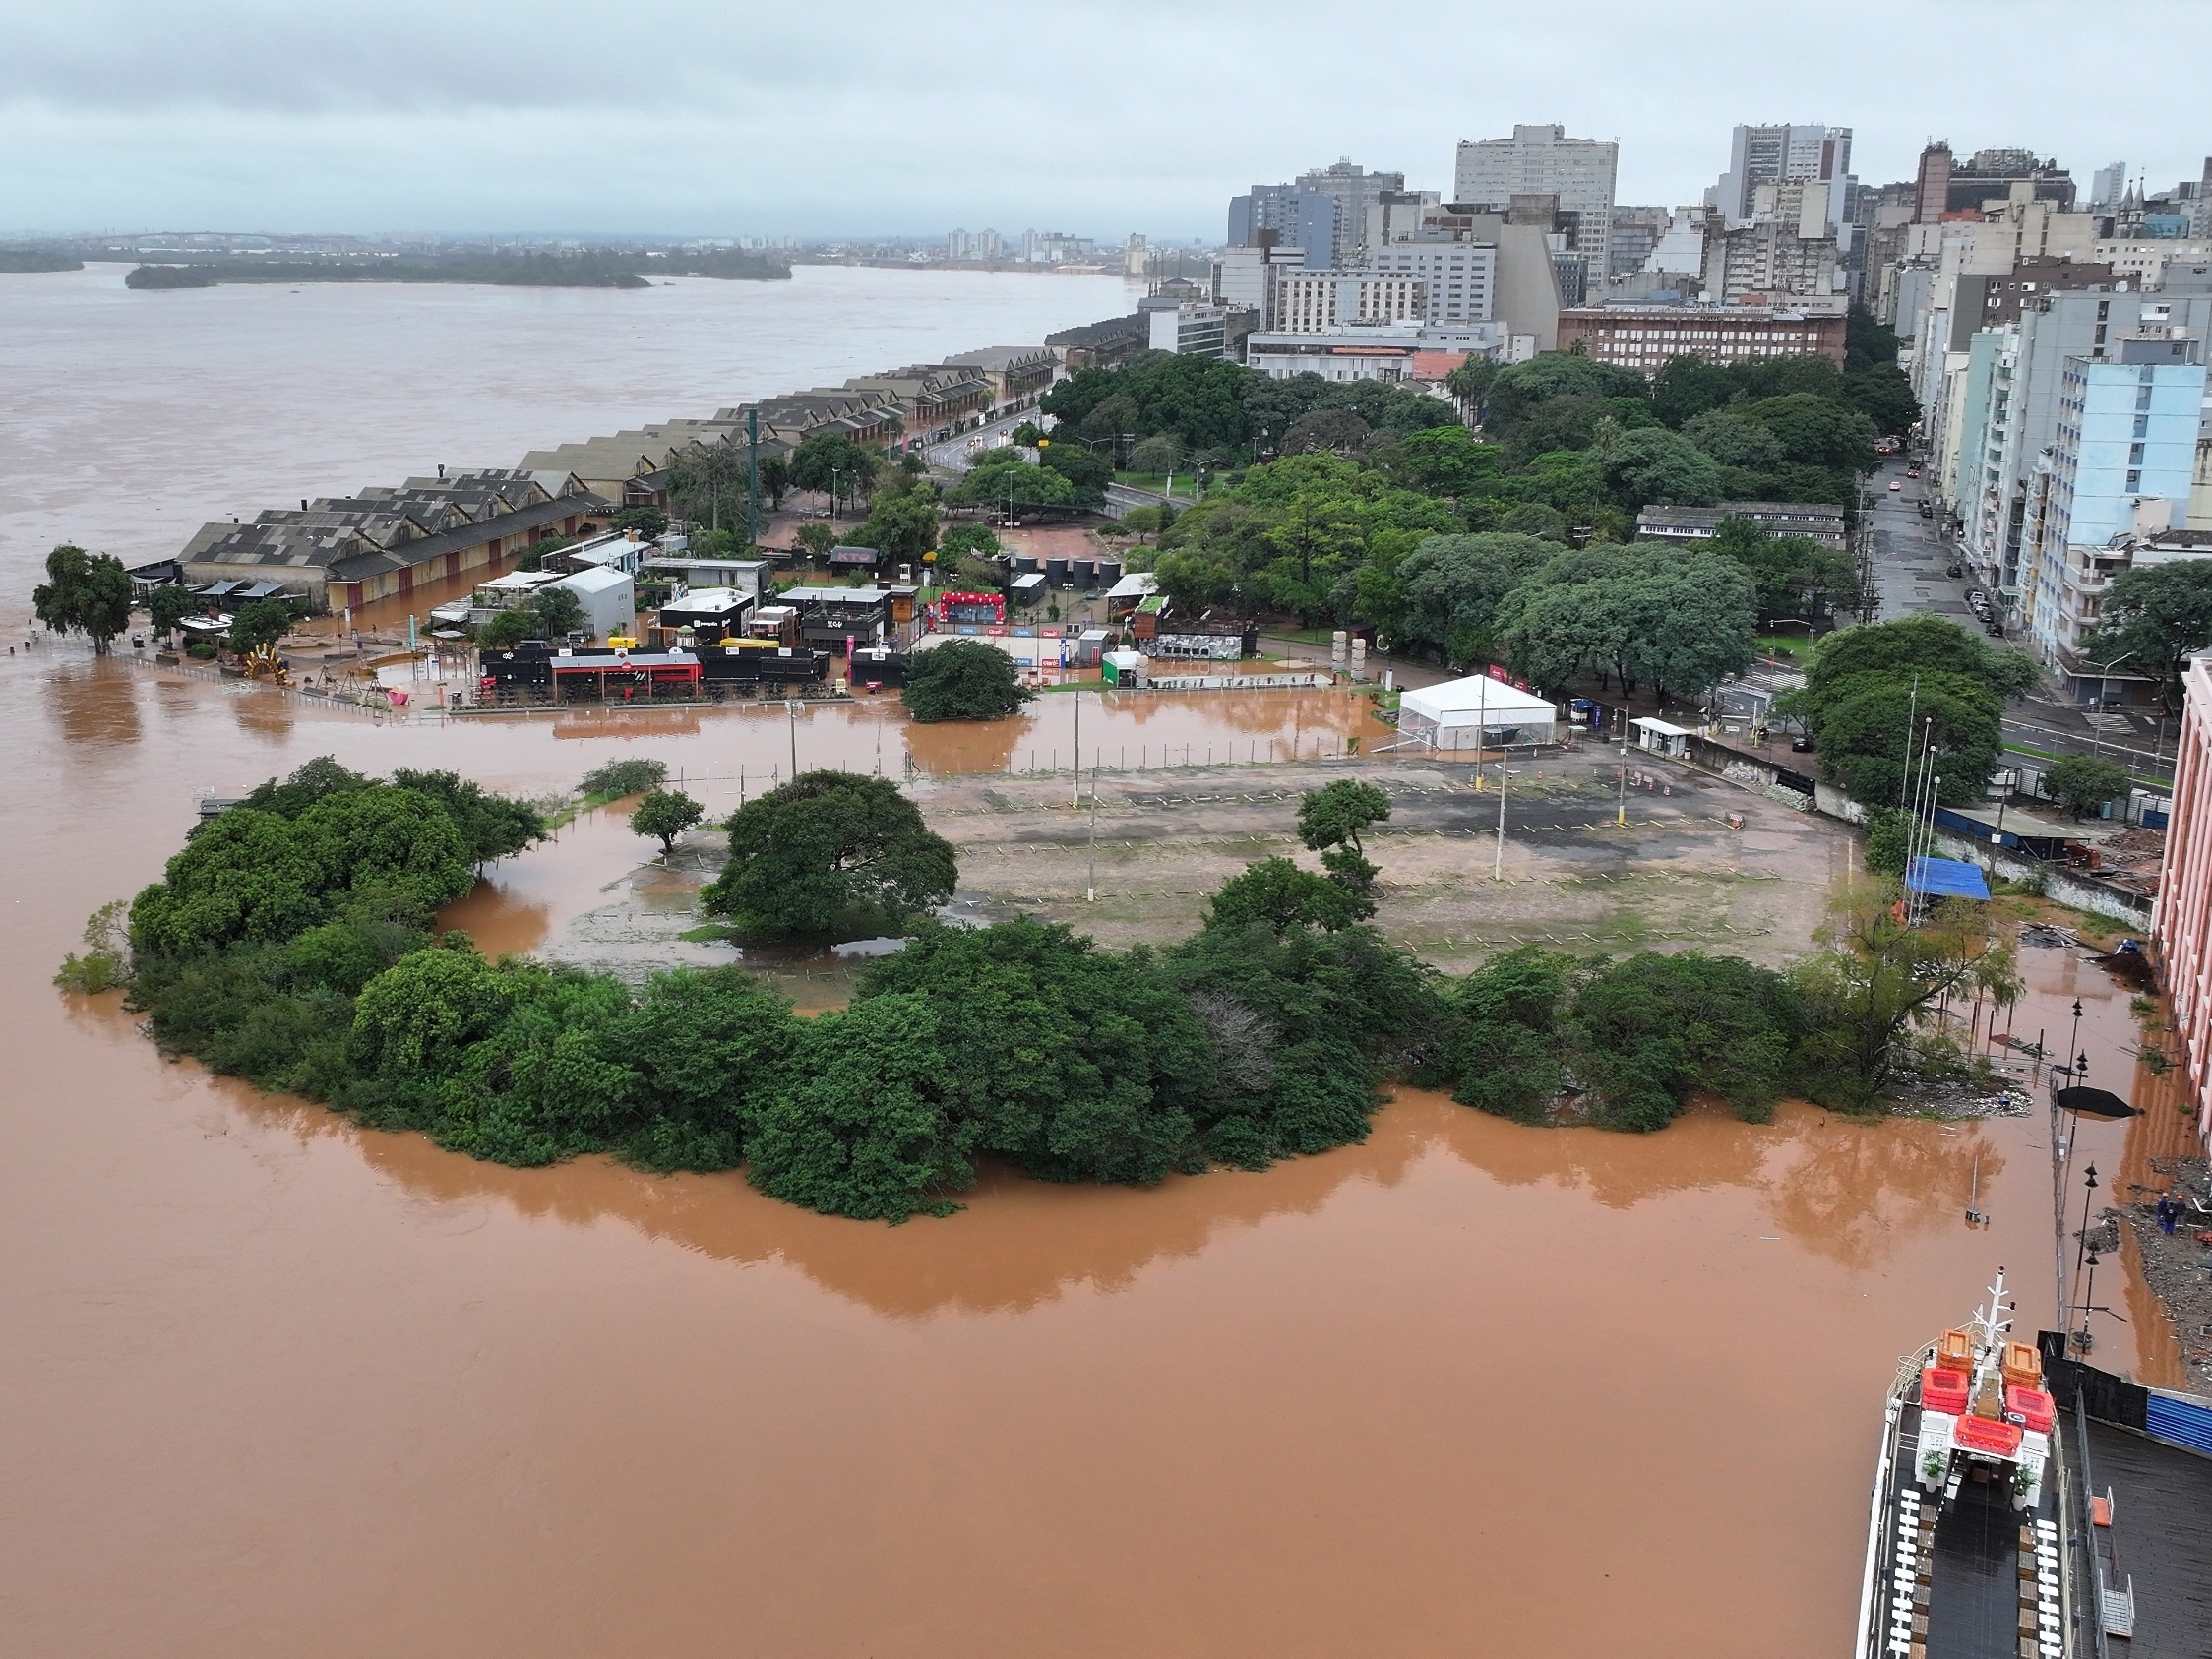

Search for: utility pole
xmin=1072 ymin=685 xmax=1082 ymax=807
xmin=747 ymin=406 xmax=760 ymax=549
xmin=1494 ymin=746 xmax=1508 ymax=882
xmin=1086 ymin=763 xmax=1098 ymax=902
xmin=787 ymin=699 xmax=801 ymax=779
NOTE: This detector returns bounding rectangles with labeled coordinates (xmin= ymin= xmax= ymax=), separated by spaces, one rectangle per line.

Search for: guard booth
xmin=1631 ymin=716 xmax=1691 ymax=759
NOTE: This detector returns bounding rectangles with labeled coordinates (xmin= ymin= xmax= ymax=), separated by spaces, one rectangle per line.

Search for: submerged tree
xmin=631 ymin=788 xmax=705 ymax=856
xmin=702 ymin=770 xmax=957 ymax=937
xmin=902 ymin=638 xmax=1032 ymax=722
xmin=32 ymin=544 xmax=134 ymax=653
xmin=1791 ymin=882 xmax=2020 ymax=1107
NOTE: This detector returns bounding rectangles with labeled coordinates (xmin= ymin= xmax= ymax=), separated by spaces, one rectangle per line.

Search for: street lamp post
xmin=1493 ymin=746 xmax=1509 ymax=882
xmin=2069 ymin=1162 xmax=2099 ymax=1324
xmin=2091 ymin=650 xmax=2138 ymax=759
xmin=2074 ymin=1249 xmax=2102 ymax=1352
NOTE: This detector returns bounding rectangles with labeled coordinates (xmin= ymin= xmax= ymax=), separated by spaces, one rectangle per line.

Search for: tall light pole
xmin=786 ymin=698 xmax=801 ymax=779
xmin=2091 ymin=650 xmax=2137 ymax=759
xmin=746 ymin=406 xmax=760 ymax=550
xmin=1493 ymin=745 xmax=1509 ymax=882
xmin=2069 ymin=1162 xmax=2100 ymax=1322
xmin=1072 ymin=682 xmax=1082 ymax=808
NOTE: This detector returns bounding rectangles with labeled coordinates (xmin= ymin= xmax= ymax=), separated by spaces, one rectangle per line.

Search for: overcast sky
xmin=5 ymin=0 xmax=2208 ymax=241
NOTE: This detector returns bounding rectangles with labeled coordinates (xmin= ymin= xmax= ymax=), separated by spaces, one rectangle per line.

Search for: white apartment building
xmin=1210 ymin=243 xmax=1305 ymax=330
xmin=1366 ymin=242 xmax=1497 ymax=323
xmin=1710 ymin=124 xmax=1853 ymax=235
xmin=1453 ymin=124 xmax=1618 ymax=276
xmin=2030 ymin=336 xmax=2208 ymax=688
xmin=1140 ymin=296 xmax=1231 ymax=359
xmin=1245 ymin=322 xmax=1505 ymax=382
xmin=1273 ymin=272 xmax=1427 ymax=334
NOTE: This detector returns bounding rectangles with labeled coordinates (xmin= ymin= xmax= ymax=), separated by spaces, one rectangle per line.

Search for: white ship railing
xmin=1854 ymin=1349 xmax=1929 ymax=1659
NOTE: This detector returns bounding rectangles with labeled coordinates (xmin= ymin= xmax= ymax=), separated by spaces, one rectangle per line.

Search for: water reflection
xmin=1762 ymin=1116 xmax=2000 ymax=1269
xmin=41 ymin=661 xmax=142 ymax=747
xmin=190 ymin=1075 xmax=2003 ymax=1319
xmin=231 ymin=688 xmax=295 ymax=743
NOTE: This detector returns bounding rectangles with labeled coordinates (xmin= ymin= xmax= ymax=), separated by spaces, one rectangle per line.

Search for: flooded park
xmin=0 ymin=651 xmax=2193 ymax=1656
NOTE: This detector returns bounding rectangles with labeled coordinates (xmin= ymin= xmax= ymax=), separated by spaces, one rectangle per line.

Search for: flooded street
xmin=0 ymin=656 xmax=2191 ymax=1656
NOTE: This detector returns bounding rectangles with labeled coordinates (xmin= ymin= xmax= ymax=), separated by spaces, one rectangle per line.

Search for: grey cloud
xmin=2 ymin=0 xmax=2208 ymax=237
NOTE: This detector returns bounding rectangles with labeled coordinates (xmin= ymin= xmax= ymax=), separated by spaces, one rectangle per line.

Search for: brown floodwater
xmin=0 ymin=653 xmax=2189 ymax=1657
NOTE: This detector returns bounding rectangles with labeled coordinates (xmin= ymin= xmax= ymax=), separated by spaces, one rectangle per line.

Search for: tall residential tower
xmin=1452 ymin=124 xmax=1618 ymax=283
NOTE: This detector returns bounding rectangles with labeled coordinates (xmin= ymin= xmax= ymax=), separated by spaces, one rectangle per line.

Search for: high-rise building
xmin=946 ymin=228 xmax=1004 ymax=262
xmin=2152 ymin=648 xmax=2212 ymax=1139
xmin=1229 ymin=161 xmax=1406 ymax=269
xmin=1916 ymin=143 xmax=2075 ymax=221
xmin=2030 ymin=331 xmax=2208 ymax=680
xmin=1292 ymin=160 xmax=1406 ymax=266
xmin=1367 ymin=242 xmax=1497 ymax=324
xmin=2090 ymin=162 xmax=2128 ymax=215
xmin=1607 ymin=206 xmax=1670 ymax=279
xmin=1710 ymin=124 xmax=1853 ymax=235
xmin=1452 ymin=124 xmax=1618 ymax=276
xmin=1228 ymin=185 xmax=1337 ymax=271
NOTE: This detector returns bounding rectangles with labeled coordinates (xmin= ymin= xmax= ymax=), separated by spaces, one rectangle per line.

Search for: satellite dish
xmin=2055 ymin=1085 xmax=2139 ymax=1119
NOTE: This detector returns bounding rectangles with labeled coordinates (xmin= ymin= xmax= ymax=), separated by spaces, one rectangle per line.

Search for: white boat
xmin=1854 ymin=1269 xmax=2073 ymax=1659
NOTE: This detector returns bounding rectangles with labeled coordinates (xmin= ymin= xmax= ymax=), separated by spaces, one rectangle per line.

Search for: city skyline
xmin=6 ymin=0 xmax=2212 ymax=238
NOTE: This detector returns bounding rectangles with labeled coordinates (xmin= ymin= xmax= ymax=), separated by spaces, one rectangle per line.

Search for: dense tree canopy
xmin=1393 ymin=532 xmax=1559 ymax=662
xmin=1494 ymin=543 xmax=1757 ymax=700
xmin=2082 ymin=559 xmax=2212 ymax=712
xmin=32 ymin=544 xmax=134 ymax=653
xmin=1708 ymin=518 xmax=1860 ymax=623
xmin=952 ymin=451 xmax=1077 ymax=509
xmin=702 ymin=770 xmax=958 ymax=937
xmin=902 ymin=638 xmax=1032 ymax=722
xmin=92 ymin=750 xmax=2023 ymax=1230
xmin=1790 ymin=616 xmax=2035 ymax=806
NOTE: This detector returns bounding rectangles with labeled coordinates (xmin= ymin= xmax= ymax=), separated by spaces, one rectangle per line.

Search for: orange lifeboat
xmin=1954 ymin=1414 xmax=2024 ymax=1457
xmin=1922 ymin=1367 xmax=1971 ymax=1415
xmin=2004 ymin=1385 xmax=2056 ymax=1435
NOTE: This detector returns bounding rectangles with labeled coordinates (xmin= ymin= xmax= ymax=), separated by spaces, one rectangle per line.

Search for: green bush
xmin=578 ymin=757 xmax=669 ymax=799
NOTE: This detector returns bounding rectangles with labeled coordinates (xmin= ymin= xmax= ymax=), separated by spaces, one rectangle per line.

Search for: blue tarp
xmin=1906 ymin=855 xmax=1991 ymax=902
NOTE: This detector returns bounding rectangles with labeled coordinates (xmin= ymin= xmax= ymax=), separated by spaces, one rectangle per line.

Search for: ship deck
xmin=1870 ymin=1403 xmax=2063 ymax=1659
xmin=2081 ymin=1420 xmax=2212 ymax=1658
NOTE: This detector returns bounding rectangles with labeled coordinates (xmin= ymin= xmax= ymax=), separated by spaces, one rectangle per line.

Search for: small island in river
xmin=125 ymin=246 xmax=790 ymax=290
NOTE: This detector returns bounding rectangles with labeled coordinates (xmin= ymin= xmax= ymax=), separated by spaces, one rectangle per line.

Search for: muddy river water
xmin=0 ymin=656 xmax=2188 ymax=1657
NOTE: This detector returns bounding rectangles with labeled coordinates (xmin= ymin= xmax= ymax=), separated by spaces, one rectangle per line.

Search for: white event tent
xmin=1396 ymin=674 xmax=1560 ymax=750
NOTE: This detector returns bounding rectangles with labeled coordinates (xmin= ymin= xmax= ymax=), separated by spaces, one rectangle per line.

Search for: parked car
xmin=1985 ymin=622 xmax=2004 ymax=637
xmin=1921 ymin=502 xmax=1936 ymax=519
xmin=1945 ymin=562 xmax=1962 ymax=576
xmin=1790 ymin=733 xmax=1815 ymax=753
